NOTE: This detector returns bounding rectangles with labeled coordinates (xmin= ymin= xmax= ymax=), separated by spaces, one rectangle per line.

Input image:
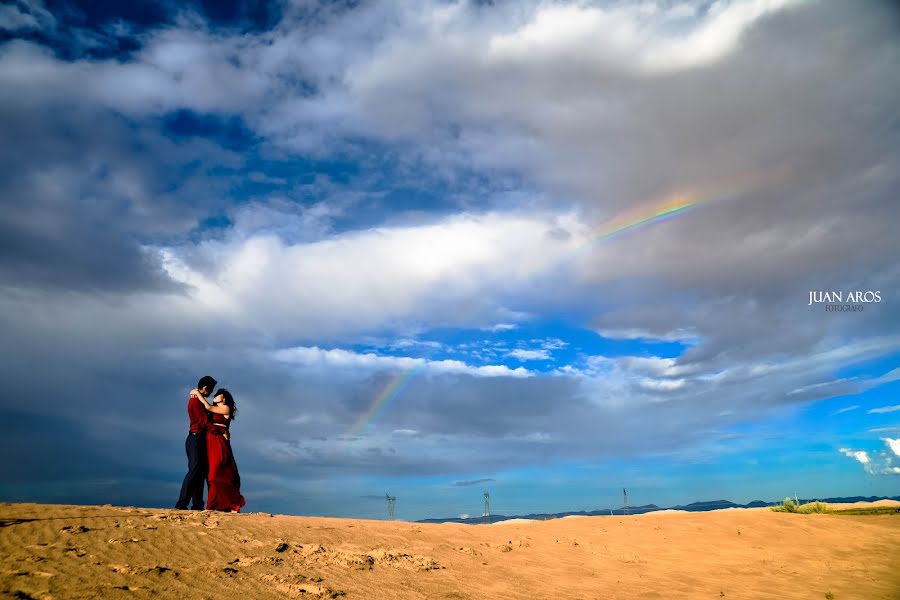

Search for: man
xmin=175 ymin=375 xmax=217 ymax=510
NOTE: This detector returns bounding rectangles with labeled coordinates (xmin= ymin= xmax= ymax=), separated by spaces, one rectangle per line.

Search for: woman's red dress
xmin=205 ymin=413 xmax=246 ymax=512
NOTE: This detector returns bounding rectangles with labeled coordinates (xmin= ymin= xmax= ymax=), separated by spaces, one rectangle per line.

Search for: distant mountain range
xmin=416 ymin=495 xmax=900 ymax=524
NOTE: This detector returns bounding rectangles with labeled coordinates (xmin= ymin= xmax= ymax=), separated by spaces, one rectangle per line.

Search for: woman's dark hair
xmin=214 ymin=388 xmax=237 ymax=421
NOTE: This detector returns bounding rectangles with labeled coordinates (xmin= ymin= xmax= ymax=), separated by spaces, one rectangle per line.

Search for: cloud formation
xmin=840 ymin=439 xmax=900 ymax=476
xmin=1 ymin=0 xmax=899 ymax=517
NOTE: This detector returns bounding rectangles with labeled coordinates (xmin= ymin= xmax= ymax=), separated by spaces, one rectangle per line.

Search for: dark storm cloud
xmin=0 ymin=51 xmax=248 ymax=292
xmin=0 ymin=411 xmax=137 ymax=482
xmin=452 ymin=478 xmax=495 ymax=487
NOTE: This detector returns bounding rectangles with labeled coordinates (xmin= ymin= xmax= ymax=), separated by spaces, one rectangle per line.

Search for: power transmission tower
xmin=386 ymin=494 xmax=396 ymax=520
xmin=623 ymin=488 xmax=629 ymax=516
xmin=483 ymin=490 xmax=491 ymax=525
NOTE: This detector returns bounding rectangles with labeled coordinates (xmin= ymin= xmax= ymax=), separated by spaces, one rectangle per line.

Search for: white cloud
xmin=789 ymin=379 xmax=858 ymax=397
xmin=871 ymin=367 xmax=900 ymax=386
xmin=639 ymin=378 xmax=686 ymax=392
xmin=538 ymin=338 xmax=567 ymax=350
xmin=508 ymin=349 xmax=550 ymax=361
xmin=832 ymin=405 xmax=860 ymax=415
xmin=227 ymin=199 xmax=340 ymax=244
xmin=840 ymin=440 xmax=900 ymax=476
xmin=273 ymin=345 xmax=531 ymax=379
xmin=619 ymin=356 xmax=685 ymax=377
xmin=884 ymin=438 xmax=900 ymax=458
xmin=391 ymin=429 xmax=419 ymax=436
xmin=504 ymin=432 xmax=551 ymax=443
xmin=869 ymin=405 xmax=900 ymax=414
xmin=487 ymin=0 xmax=798 ymax=75
xmin=484 ymin=323 xmax=518 ymax=332
xmin=596 ymin=328 xmax=702 ymax=343
xmin=667 ymin=3 xmax=699 ymax=20
xmin=158 ymin=210 xmax=586 ymax=339
xmin=839 ymin=448 xmax=870 ymax=465
xmin=382 ymin=339 xmax=444 ymax=352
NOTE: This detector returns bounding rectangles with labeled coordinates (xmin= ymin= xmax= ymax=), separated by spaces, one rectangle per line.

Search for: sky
xmin=0 ymin=0 xmax=898 ymax=521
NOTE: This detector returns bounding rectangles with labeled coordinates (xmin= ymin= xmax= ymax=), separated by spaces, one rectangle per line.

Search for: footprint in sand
xmin=60 ymin=525 xmax=90 ymax=534
xmin=10 ymin=570 xmax=54 ymax=579
xmin=109 ymin=564 xmax=178 ymax=577
xmin=258 ymin=574 xmax=345 ymax=599
xmin=292 ymin=545 xmax=444 ymax=572
xmin=227 ymin=555 xmax=284 ymax=567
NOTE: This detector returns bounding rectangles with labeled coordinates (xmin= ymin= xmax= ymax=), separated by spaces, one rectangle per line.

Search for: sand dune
xmin=2 ymin=501 xmax=898 ymax=599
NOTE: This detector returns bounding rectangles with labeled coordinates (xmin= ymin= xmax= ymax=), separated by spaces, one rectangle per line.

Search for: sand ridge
xmin=1 ymin=501 xmax=899 ymax=599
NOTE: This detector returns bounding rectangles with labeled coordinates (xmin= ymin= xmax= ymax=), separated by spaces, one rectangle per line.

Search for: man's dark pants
xmin=176 ymin=432 xmax=207 ymax=510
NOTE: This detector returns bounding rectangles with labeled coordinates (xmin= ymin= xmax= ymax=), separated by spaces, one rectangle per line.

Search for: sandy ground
xmin=1 ymin=501 xmax=898 ymax=600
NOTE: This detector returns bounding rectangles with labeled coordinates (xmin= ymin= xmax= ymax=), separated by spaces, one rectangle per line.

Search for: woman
xmin=189 ymin=387 xmax=246 ymax=512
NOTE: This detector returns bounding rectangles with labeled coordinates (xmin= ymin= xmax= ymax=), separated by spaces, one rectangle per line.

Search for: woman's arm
xmin=190 ymin=389 xmax=231 ymax=415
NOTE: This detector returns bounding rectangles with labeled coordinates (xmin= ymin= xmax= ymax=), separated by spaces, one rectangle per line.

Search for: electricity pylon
xmin=386 ymin=494 xmax=396 ymax=520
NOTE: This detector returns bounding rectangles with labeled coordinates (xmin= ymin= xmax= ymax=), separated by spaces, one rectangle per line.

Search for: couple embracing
xmin=175 ymin=375 xmax=246 ymax=512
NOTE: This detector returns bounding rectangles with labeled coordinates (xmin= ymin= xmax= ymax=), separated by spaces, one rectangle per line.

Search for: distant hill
xmin=416 ymin=495 xmax=900 ymax=524
xmin=671 ymin=500 xmax=739 ymax=512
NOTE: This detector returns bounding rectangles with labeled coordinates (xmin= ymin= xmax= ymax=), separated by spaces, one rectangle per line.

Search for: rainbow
xmin=541 ymin=165 xmax=792 ymax=272
xmin=348 ymin=362 xmax=425 ymax=437
xmin=347 ymin=167 xmax=791 ymax=435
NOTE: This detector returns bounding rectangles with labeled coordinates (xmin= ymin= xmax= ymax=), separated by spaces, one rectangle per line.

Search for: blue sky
xmin=0 ymin=0 xmax=898 ymax=521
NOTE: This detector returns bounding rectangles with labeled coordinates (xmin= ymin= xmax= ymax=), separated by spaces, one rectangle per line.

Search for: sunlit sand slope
xmin=1 ymin=501 xmax=898 ymax=599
